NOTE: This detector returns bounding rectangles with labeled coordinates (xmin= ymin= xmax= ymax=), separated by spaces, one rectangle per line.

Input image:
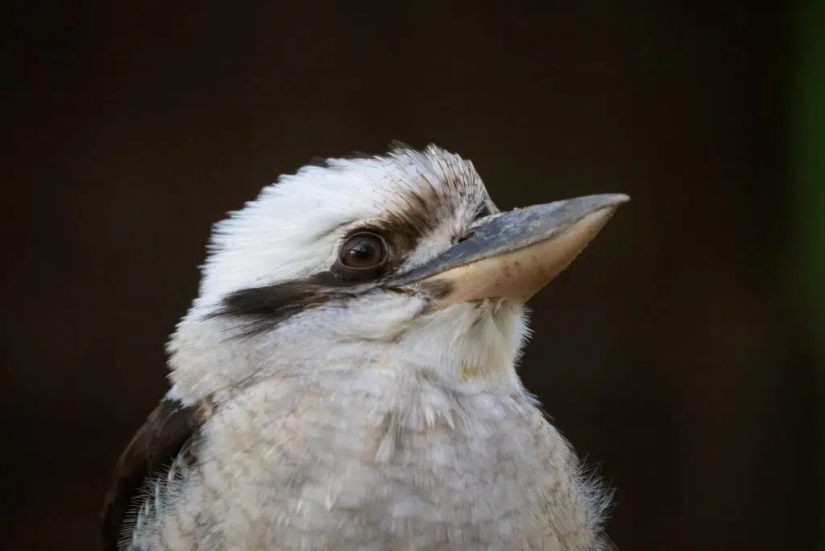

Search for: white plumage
xmin=103 ymin=144 xmax=626 ymax=551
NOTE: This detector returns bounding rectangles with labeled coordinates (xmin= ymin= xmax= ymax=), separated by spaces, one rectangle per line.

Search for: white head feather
xmin=167 ymin=145 xmax=531 ymax=403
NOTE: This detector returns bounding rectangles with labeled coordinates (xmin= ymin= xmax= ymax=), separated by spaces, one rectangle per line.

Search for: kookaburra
xmin=102 ymin=144 xmax=628 ymax=551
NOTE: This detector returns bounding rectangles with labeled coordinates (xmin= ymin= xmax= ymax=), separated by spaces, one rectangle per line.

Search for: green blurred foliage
xmin=792 ymin=0 xmax=825 ymax=548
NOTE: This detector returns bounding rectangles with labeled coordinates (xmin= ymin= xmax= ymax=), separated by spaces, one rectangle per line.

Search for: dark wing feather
xmin=101 ymin=397 xmax=207 ymax=551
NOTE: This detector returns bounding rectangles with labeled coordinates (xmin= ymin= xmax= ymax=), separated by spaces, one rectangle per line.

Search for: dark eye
xmin=338 ymin=232 xmax=388 ymax=271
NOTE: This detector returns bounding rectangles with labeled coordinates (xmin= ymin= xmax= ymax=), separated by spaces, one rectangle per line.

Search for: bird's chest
xmin=172 ymin=376 xmax=589 ymax=550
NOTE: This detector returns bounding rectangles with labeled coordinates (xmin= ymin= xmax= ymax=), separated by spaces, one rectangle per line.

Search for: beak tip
xmin=601 ymin=193 xmax=631 ymax=206
xmin=586 ymin=193 xmax=630 ymax=222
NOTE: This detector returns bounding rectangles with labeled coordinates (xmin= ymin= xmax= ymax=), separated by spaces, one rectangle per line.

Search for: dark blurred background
xmin=1 ymin=2 xmax=819 ymax=550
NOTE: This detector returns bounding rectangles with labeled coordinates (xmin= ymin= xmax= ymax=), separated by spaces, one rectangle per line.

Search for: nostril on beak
xmin=456 ymin=231 xmax=474 ymax=244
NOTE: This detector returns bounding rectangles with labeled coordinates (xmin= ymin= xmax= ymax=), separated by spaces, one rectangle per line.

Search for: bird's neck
xmin=166 ymin=307 xmax=527 ymax=404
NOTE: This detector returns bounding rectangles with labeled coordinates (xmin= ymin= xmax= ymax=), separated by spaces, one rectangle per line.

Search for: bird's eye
xmin=338 ymin=232 xmax=388 ymax=271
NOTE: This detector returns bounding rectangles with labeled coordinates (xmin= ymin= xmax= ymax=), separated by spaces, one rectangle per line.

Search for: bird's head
xmin=168 ymin=144 xmax=627 ymax=400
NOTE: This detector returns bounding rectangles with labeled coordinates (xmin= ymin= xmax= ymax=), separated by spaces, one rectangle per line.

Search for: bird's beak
xmin=392 ymin=194 xmax=629 ymax=309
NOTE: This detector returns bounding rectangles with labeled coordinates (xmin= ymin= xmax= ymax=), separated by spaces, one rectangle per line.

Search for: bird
xmin=101 ymin=143 xmax=628 ymax=551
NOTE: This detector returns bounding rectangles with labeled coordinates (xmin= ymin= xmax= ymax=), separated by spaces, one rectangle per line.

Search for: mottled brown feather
xmin=101 ymin=398 xmax=206 ymax=551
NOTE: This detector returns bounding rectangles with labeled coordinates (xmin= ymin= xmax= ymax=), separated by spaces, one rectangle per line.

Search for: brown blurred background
xmin=1 ymin=2 xmax=816 ymax=550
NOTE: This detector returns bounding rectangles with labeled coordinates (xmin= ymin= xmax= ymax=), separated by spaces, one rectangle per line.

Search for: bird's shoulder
xmin=100 ymin=395 xmax=211 ymax=551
